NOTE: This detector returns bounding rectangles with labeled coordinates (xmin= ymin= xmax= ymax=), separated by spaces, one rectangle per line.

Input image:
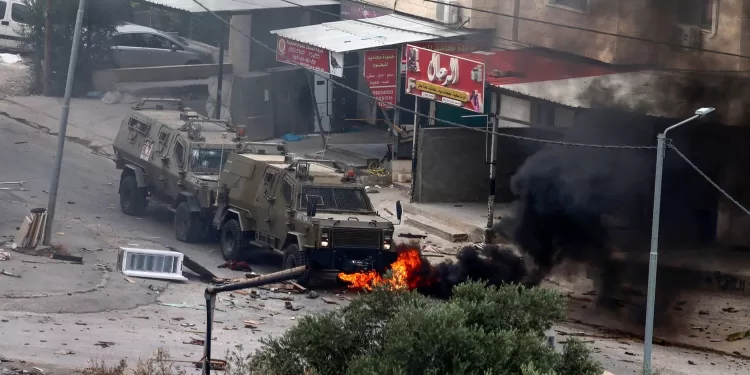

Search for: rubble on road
xmin=15 ymin=208 xmax=47 ymax=250
xmin=0 ymin=270 xmax=21 ymax=278
xmin=0 ymin=250 xmax=10 ymax=261
xmin=218 ymin=260 xmax=253 ymax=272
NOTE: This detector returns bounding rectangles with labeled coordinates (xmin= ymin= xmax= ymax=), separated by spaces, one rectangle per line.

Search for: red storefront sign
xmin=404 ymin=44 xmax=486 ymax=113
xmin=364 ymin=49 xmax=398 ymax=108
xmin=400 ymin=40 xmax=485 ymax=69
xmin=276 ymin=36 xmax=344 ymax=78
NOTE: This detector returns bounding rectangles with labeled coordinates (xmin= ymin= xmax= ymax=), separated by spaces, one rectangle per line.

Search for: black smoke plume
xmin=417 ymin=244 xmax=529 ymax=298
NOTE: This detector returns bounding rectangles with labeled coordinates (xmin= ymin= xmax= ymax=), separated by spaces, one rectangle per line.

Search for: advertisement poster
xmin=364 ymin=49 xmax=398 ymax=109
xmin=276 ymin=36 xmax=344 ymax=78
xmin=400 ymin=40 xmax=485 ymax=71
xmin=340 ymin=0 xmax=392 ymax=20
xmin=404 ymin=44 xmax=486 ymax=113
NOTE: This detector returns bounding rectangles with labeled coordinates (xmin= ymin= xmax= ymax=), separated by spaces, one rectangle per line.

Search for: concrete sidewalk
xmin=0 ymin=95 xmax=132 ymax=158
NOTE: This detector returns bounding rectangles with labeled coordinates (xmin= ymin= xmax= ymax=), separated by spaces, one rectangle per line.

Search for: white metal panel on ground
xmin=271 ymin=14 xmax=473 ymax=53
xmin=143 ymin=0 xmax=338 ymax=13
xmin=118 ymin=247 xmax=188 ymax=282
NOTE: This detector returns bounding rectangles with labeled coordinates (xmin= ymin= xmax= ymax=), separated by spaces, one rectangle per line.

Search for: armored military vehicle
xmin=112 ymin=98 xmax=285 ymax=243
xmin=212 ymin=153 xmax=403 ymax=285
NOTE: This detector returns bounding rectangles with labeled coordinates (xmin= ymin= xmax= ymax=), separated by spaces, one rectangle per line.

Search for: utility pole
xmin=42 ymin=0 xmax=86 ymax=246
xmin=215 ymin=19 xmax=225 ymax=119
xmin=43 ymin=0 xmax=52 ymax=96
xmin=485 ymin=92 xmax=499 ymax=244
xmin=642 ymin=107 xmax=714 ymax=375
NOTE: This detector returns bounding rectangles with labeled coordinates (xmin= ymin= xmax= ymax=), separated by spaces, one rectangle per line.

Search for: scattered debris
xmin=75 ymin=322 xmax=87 ymax=326
xmin=218 ymin=260 xmax=253 ymax=272
xmin=13 ymin=141 xmax=27 ymax=145
xmin=124 ymin=277 xmax=136 ymax=284
xmin=51 ymin=253 xmax=83 ymax=264
xmin=726 ymin=330 xmax=750 ymax=342
xmin=0 ymin=270 xmax=21 ymax=278
xmin=688 ymin=360 xmax=697 ymax=365
xmin=133 ymin=316 xmax=150 ymax=320
xmin=15 ymin=208 xmax=47 ymax=250
xmin=168 ymin=248 xmax=219 ymax=282
xmin=245 ymin=272 xmax=260 ymax=279
xmin=307 ymin=291 xmax=320 ymax=299
xmin=184 ymin=339 xmax=204 ymax=346
xmin=285 ymin=281 xmax=307 ymax=293
xmin=243 ymin=319 xmax=261 ymax=329
xmin=94 ymin=341 xmax=116 ymax=348
xmin=284 ymin=301 xmax=304 ymax=311
xmin=0 ymin=250 xmax=10 ymax=261
xmin=321 ymin=297 xmax=339 ymax=305
xmin=398 ymin=233 xmax=427 ymax=239
xmin=193 ymin=359 xmax=226 ymax=371
xmin=180 ymin=323 xmax=196 ymax=327
xmin=722 ymin=307 xmax=739 ymax=313
xmin=53 ymin=350 xmax=75 ymax=355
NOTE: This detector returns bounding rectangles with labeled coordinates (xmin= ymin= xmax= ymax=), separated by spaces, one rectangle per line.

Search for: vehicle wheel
xmin=186 ymin=60 xmax=201 ymax=65
xmin=220 ymin=219 xmax=249 ymax=260
xmin=282 ymin=244 xmax=311 ymax=286
xmin=119 ymin=175 xmax=147 ymax=216
xmin=174 ymin=202 xmax=204 ymax=243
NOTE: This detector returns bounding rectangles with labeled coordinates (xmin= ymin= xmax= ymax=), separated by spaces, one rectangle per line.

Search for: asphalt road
xmin=0 ymin=114 xmax=282 ymax=314
xmin=0 ymin=114 xmax=747 ymax=374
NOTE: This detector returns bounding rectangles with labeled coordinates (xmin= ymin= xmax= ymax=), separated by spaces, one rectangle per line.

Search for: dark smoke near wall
xmin=416 ymin=244 xmax=529 ymax=299
xmin=415 ymin=110 xmax=693 ymax=327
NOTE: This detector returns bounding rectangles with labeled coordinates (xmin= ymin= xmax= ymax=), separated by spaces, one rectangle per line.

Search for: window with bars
xmin=548 ymin=0 xmax=588 ymax=11
xmin=677 ymin=0 xmax=715 ymax=30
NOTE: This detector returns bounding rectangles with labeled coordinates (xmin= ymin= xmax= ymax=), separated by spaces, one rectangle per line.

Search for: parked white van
xmin=0 ymin=0 xmax=29 ymax=52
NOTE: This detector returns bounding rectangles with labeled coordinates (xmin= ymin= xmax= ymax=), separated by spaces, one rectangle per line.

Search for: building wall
xmin=494 ymin=0 xmax=748 ymax=71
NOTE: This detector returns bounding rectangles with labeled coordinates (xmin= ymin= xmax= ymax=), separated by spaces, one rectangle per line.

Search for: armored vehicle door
xmin=152 ymin=125 xmax=173 ymax=192
xmin=269 ymin=175 xmax=297 ymax=240
xmin=254 ymin=166 xmax=281 ymax=248
xmin=166 ymin=135 xmax=189 ymax=200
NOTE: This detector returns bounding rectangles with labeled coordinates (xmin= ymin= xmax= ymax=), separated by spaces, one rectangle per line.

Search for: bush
xmin=20 ymin=0 xmax=126 ymax=96
xmin=247 ymin=281 xmax=603 ymax=375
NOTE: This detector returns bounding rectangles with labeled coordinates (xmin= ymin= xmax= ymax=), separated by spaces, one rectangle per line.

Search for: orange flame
xmin=338 ymin=247 xmax=428 ymax=291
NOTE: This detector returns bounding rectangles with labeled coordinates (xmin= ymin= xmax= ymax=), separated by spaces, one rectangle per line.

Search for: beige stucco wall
xmin=489 ymin=0 xmax=747 ymax=71
xmin=362 ymin=0 xmax=499 ymax=29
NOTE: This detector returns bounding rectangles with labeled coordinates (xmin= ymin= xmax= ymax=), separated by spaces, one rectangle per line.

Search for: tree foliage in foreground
xmin=241 ymin=281 xmax=603 ymax=375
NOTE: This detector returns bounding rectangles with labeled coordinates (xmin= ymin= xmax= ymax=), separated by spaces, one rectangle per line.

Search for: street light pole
xmin=642 ymin=107 xmax=715 ymax=375
xmin=42 ymin=0 xmax=86 ymax=246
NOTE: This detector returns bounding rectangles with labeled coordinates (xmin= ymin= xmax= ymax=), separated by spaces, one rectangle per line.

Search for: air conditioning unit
xmin=435 ymin=0 xmax=460 ymax=24
xmin=676 ymin=25 xmax=703 ymax=50
xmin=117 ymin=247 xmax=188 ymax=282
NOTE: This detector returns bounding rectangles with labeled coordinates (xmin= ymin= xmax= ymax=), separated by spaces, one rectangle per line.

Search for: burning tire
xmin=119 ymin=175 xmax=148 ymax=216
xmin=174 ymin=202 xmax=204 ymax=243
xmin=220 ymin=219 xmax=249 ymax=260
xmin=282 ymin=244 xmax=311 ymax=286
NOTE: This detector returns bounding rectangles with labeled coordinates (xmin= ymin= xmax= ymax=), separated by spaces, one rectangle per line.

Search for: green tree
xmin=21 ymin=0 xmax=129 ymax=96
xmin=243 ymin=281 xmax=603 ymax=375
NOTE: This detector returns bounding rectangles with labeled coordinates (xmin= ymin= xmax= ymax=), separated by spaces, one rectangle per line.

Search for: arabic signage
xmin=276 ymin=36 xmax=344 ymax=78
xmin=400 ymin=40 xmax=486 ymax=72
xmin=364 ymin=49 xmax=399 ymax=109
xmin=340 ymin=0 xmax=392 ymax=20
xmin=404 ymin=44 xmax=485 ymax=113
